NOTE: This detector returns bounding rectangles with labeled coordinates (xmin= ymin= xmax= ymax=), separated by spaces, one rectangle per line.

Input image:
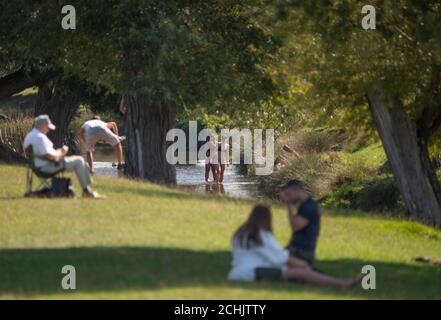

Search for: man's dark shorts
xmin=288 ymin=246 xmax=316 ymax=267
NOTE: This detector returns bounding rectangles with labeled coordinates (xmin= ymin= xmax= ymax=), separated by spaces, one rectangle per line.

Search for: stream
xmin=92 ymin=145 xmax=261 ymax=199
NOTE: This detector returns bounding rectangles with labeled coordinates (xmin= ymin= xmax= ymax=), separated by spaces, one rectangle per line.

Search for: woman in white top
xmin=228 ymin=205 xmax=361 ymax=287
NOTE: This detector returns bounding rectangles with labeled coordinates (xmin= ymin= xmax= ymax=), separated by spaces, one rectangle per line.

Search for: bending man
xmin=79 ymin=116 xmax=124 ymax=174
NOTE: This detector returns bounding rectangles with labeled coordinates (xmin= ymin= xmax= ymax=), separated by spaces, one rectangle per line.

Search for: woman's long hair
xmin=233 ymin=205 xmax=272 ymax=248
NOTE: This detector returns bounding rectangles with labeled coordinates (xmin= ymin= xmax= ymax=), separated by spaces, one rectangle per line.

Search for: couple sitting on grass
xmin=229 ymin=180 xmax=361 ymax=288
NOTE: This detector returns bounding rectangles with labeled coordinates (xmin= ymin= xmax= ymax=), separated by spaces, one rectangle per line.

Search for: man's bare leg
xmin=283 ymin=268 xmax=362 ymax=288
xmin=219 ymin=164 xmax=225 ymax=183
xmin=86 ymin=152 xmax=94 ymax=174
xmin=205 ymin=163 xmax=210 ymax=182
xmin=115 ymin=143 xmax=123 ymax=166
xmin=211 ymin=164 xmax=219 ymax=184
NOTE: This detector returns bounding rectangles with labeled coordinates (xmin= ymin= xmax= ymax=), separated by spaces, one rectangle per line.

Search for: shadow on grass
xmin=0 ymin=247 xmax=440 ymax=299
xmin=0 ymin=174 xmax=253 ymax=204
xmin=0 ymin=196 xmax=24 ymax=200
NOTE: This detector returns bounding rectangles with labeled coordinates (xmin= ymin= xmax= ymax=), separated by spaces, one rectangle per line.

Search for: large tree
xmin=0 ymin=1 xmax=80 ymax=147
xmin=0 ymin=1 xmax=121 ymax=147
xmin=55 ymin=0 xmax=278 ymax=184
xmin=282 ymin=1 xmax=441 ymax=226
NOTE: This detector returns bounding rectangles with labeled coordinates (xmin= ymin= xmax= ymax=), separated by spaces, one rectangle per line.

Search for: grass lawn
xmin=0 ymin=163 xmax=440 ymax=300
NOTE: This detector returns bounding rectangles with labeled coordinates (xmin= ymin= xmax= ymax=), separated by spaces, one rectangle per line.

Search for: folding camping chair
xmin=24 ymin=146 xmax=65 ymax=196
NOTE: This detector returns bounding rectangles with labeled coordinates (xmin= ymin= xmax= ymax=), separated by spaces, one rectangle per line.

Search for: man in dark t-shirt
xmin=279 ymin=180 xmax=321 ymax=267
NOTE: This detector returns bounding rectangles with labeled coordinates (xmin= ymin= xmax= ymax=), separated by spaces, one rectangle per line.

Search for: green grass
xmin=0 ymin=164 xmax=441 ymax=299
xmin=342 ymin=142 xmax=387 ymax=170
xmin=14 ymin=87 xmax=38 ymax=97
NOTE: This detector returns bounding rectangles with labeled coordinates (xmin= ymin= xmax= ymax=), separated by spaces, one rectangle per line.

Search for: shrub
xmin=302 ymin=128 xmax=347 ymax=153
xmin=332 ymin=155 xmax=380 ymax=185
xmin=356 ymin=178 xmax=403 ymax=212
xmin=259 ymin=152 xmax=336 ymax=198
xmin=275 ymin=128 xmax=308 ymax=154
xmin=0 ymin=115 xmax=33 ymax=162
xmin=321 ymin=181 xmax=365 ymax=209
xmin=322 ymin=177 xmax=403 ymax=213
xmin=259 ymin=127 xmax=407 ymax=213
xmin=276 ymin=127 xmax=347 ymax=155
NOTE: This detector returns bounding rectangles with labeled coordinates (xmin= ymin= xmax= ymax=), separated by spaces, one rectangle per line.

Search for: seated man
xmin=79 ymin=116 xmax=124 ymax=174
xmin=23 ymin=115 xmax=103 ymax=198
xmin=279 ymin=180 xmax=321 ymax=267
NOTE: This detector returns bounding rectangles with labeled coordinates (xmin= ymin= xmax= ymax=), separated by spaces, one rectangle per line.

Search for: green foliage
xmin=335 ymin=143 xmax=387 ymax=183
xmin=259 ymin=152 xmax=336 ymax=198
xmin=0 ymin=1 xmax=60 ymax=70
xmin=179 ymin=99 xmax=292 ymax=133
xmin=59 ymin=0 xmax=280 ymax=111
xmin=178 ymin=106 xmax=234 ymax=131
xmin=270 ymin=1 xmax=441 ymax=146
xmin=323 ymin=178 xmax=403 ymax=213
xmin=0 ymin=114 xmax=33 ymax=158
xmin=260 ymin=128 xmax=405 ymax=213
xmin=1 ymin=1 xmax=282 ymax=122
xmin=301 ymin=128 xmax=347 ymax=153
xmin=0 ymin=0 xmax=121 ymax=113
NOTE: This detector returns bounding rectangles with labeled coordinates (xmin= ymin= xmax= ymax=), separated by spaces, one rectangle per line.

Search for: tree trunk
xmin=34 ymin=86 xmax=80 ymax=148
xmin=124 ymin=94 xmax=176 ymax=184
xmin=367 ymin=87 xmax=441 ymax=227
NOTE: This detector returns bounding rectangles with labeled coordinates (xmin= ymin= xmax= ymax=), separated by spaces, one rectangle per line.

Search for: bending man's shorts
xmin=84 ymin=127 xmax=120 ymax=152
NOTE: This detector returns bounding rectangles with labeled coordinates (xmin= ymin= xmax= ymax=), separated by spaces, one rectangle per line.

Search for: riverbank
xmin=94 ymin=161 xmax=259 ymax=199
xmin=1 ymin=164 xmax=441 ymax=299
xmin=259 ymin=127 xmax=441 ymax=215
xmin=91 ymin=144 xmax=260 ymax=199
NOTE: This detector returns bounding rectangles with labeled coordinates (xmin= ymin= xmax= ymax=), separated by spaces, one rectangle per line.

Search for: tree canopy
xmin=274 ymin=0 xmax=441 ymax=226
xmin=277 ymin=1 xmax=441 ymax=136
xmin=1 ymin=0 xmax=440 ymax=224
xmin=48 ymin=1 xmax=278 ymax=111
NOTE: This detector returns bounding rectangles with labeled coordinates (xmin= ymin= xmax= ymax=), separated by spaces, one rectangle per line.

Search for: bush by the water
xmin=259 ymin=152 xmax=337 ymax=197
xmin=276 ymin=127 xmax=348 ymax=154
xmin=259 ymin=128 xmax=407 ymax=213
xmin=322 ymin=178 xmax=403 ymax=213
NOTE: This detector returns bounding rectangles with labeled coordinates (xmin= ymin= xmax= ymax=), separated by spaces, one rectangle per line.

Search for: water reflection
xmin=205 ymin=183 xmax=225 ymax=195
xmin=176 ymin=162 xmax=259 ymax=199
xmin=92 ymin=145 xmax=260 ymax=199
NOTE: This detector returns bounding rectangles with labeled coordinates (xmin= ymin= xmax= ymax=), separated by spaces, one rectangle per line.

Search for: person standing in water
xmin=204 ymin=134 xmax=219 ymax=183
xmin=218 ymin=136 xmax=229 ymax=183
xmin=79 ymin=116 xmax=125 ymax=174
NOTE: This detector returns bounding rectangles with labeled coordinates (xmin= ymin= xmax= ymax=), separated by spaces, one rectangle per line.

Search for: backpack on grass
xmin=51 ymin=177 xmax=75 ymax=198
